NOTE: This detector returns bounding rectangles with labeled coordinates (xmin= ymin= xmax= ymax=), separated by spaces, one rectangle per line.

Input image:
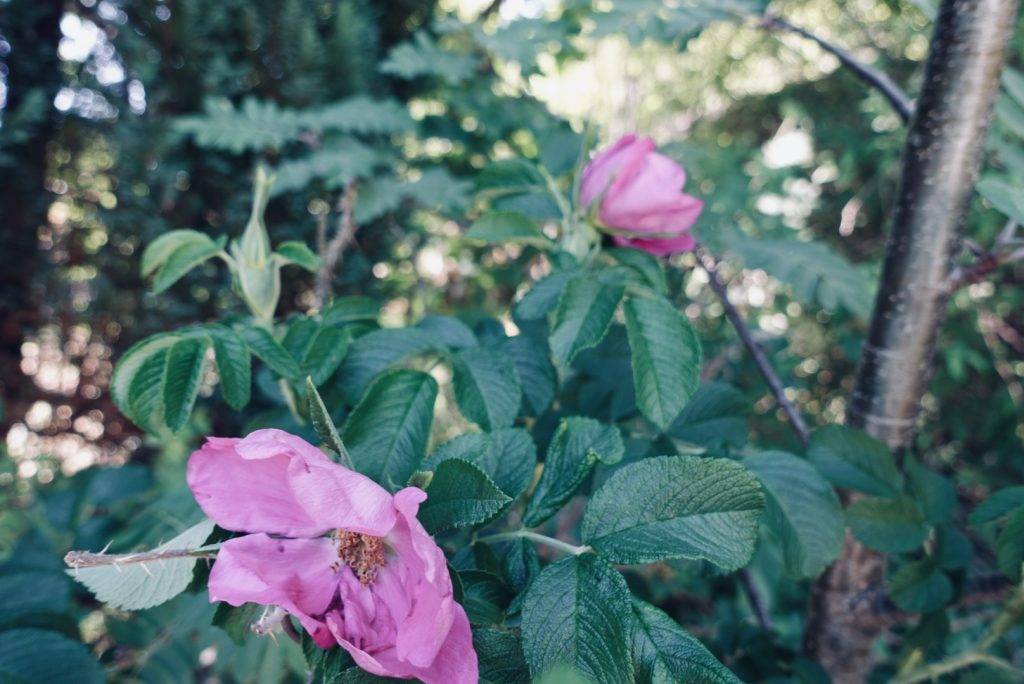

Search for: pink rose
xmin=580 ymin=134 xmax=704 ymax=256
xmin=187 ymin=429 xmax=477 ymax=684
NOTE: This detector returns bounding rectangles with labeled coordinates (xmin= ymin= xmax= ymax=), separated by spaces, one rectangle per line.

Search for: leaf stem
xmin=64 ymin=544 xmax=221 ymax=569
xmin=476 ymin=530 xmax=592 ymax=556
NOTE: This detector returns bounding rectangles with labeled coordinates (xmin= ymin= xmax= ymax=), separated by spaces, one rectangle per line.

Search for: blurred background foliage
xmin=1 ymin=0 xmax=1022 ymax=680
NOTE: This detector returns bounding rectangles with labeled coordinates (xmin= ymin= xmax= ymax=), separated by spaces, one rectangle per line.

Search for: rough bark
xmin=803 ymin=1 xmax=1019 ymax=680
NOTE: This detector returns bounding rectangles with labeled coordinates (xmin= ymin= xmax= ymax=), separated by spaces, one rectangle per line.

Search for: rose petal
xmin=187 ymin=429 xmax=395 ymax=537
xmin=208 ymin=534 xmax=339 ymax=646
xmin=614 ymin=229 xmax=697 ymax=256
xmin=600 ymin=151 xmax=688 ymax=220
xmin=603 ymin=194 xmax=704 ymax=236
xmin=580 ymin=134 xmax=649 ymax=208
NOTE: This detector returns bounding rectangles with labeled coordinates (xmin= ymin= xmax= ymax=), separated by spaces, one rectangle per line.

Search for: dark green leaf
xmin=423 ymin=428 xmax=537 ymax=499
xmin=306 ymin=377 xmax=351 ymax=467
xmin=807 ymin=425 xmax=903 ymax=497
xmin=343 ymin=369 xmax=437 ymax=490
xmin=162 ymin=336 xmax=208 ymax=431
xmin=502 ymin=335 xmax=556 ymax=415
xmin=111 ymin=332 xmax=177 ymax=427
xmin=0 ymin=629 xmax=103 ymax=684
xmin=743 ymin=451 xmax=843 ymax=578
xmin=629 ymin=599 xmax=739 ymax=684
xmin=322 ymin=296 xmax=380 ymax=326
xmin=889 ymin=560 xmax=953 ymax=613
xmin=996 ymin=507 xmax=1024 ymax=582
xmin=241 ymin=325 xmax=302 ymax=379
xmin=581 ymin=455 xmax=764 ymax=570
xmin=452 ymin=347 xmax=522 ymax=430
xmin=474 ymin=628 xmax=530 ymax=684
xmin=550 ymin=278 xmax=624 ymax=365
xmin=906 ymin=459 xmax=955 ymax=525
xmin=416 ymin=315 xmax=477 ymax=349
xmin=299 ymin=326 xmax=351 ymax=386
xmin=467 ymin=211 xmax=550 ymax=245
xmin=624 ymin=294 xmax=702 ymax=430
xmin=206 ymin=324 xmax=251 ymax=410
xmin=521 ymin=555 xmax=633 ymax=683
xmin=515 ymin=270 xmax=579 ymax=321
xmin=523 ymin=417 xmax=625 ymax=526
xmin=608 ymin=248 xmax=668 ymax=294
xmin=460 ymin=570 xmax=513 ymax=626
xmin=419 ymin=459 xmax=512 ymax=534
xmin=668 ymin=382 xmax=748 ymax=447
xmin=846 ymin=497 xmax=928 ymax=553
xmin=969 ymin=486 xmax=1024 ymax=525
xmin=337 ymin=327 xmax=440 ymax=400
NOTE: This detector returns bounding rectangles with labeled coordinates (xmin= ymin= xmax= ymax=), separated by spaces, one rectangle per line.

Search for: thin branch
xmin=313 ymin=182 xmax=359 ymax=309
xmin=64 ymin=546 xmax=217 ymax=568
xmin=760 ymin=13 xmax=914 ymax=123
xmin=697 ymin=247 xmax=811 ymax=447
xmin=738 ymin=569 xmax=774 ymax=630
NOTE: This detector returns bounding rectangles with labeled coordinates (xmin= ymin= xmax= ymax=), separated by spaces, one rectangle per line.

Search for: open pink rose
xmin=187 ymin=429 xmax=477 ymax=683
xmin=580 ymin=134 xmax=704 ymax=256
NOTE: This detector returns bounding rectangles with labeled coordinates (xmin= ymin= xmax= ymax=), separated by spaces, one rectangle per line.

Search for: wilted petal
xmin=208 ymin=534 xmax=339 ymax=646
xmin=187 ymin=429 xmax=395 ymax=537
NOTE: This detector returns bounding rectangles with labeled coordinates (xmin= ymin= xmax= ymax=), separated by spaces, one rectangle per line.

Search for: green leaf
xmin=162 ymin=336 xmax=208 ymax=431
xmin=515 ymin=270 xmax=579 ymax=321
xmin=521 ymin=555 xmax=634 ymax=683
xmin=110 ymin=333 xmax=178 ymax=426
xmin=743 ymin=451 xmax=843 ymax=578
xmin=240 ymin=325 xmax=302 ymax=379
xmin=452 ymin=347 xmax=523 ymax=430
xmin=523 ymin=417 xmax=625 ymax=526
xmin=0 ymin=572 xmax=70 ymax=630
xmin=141 ymin=229 xmax=216 ymax=278
xmin=668 ymin=382 xmax=748 ymax=447
xmin=889 ymin=560 xmax=953 ymax=613
xmin=213 ymin=602 xmax=264 ymax=646
xmin=66 ymin=518 xmax=215 ymax=610
xmin=467 ymin=211 xmax=550 ymax=246
xmin=305 ymin=377 xmax=351 ymax=467
xmin=322 ymin=296 xmax=380 ymax=326
xmin=343 ymin=369 xmax=437 ymax=490
xmin=298 ymin=326 xmax=351 ymax=386
xmin=460 ymin=570 xmax=513 ymax=626
xmin=807 ymin=425 xmax=903 ymax=497
xmin=502 ymin=335 xmax=556 ymax=415
xmin=416 ymin=315 xmax=477 ymax=350
xmin=629 ymin=599 xmax=739 ymax=684
xmin=474 ymin=628 xmax=530 ymax=684
xmin=581 ymin=455 xmax=764 ymax=570
xmin=608 ymin=247 xmax=668 ymax=294
xmin=846 ymin=497 xmax=928 ymax=553
xmin=379 ymin=32 xmax=478 ymax=84
xmin=970 ymin=486 xmax=1024 ymax=525
xmin=996 ymin=507 xmax=1024 ymax=582
xmin=624 ymin=294 xmax=702 ymax=430
xmin=206 ymin=324 xmax=251 ymax=410
xmin=936 ymin=526 xmax=973 ymax=570
xmin=423 ymin=428 xmax=537 ymax=499
xmin=419 ymin=459 xmax=512 ymax=534
xmin=151 ymin=234 xmax=226 ymax=294
xmin=976 ymin=176 xmax=1024 ymax=223
xmin=275 ymin=240 xmax=321 ymax=272
xmin=732 ymin=238 xmax=874 ymax=319
xmin=550 ymin=278 xmax=624 ymax=365
xmin=337 ymin=327 xmax=440 ymax=400
xmin=0 ymin=629 xmax=103 ymax=684
xmin=128 ymin=345 xmax=170 ymax=430
xmin=906 ymin=459 xmax=955 ymax=525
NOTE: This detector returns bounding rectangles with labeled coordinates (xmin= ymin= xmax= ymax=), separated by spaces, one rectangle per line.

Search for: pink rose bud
xmin=187 ymin=429 xmax=477 ymax=684
xmin=580 ymin=134 xmax=704 ymax=256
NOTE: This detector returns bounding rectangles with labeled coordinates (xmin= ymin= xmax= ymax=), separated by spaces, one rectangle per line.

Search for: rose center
xmin=332 ymin=530 xmax=387 ymax=585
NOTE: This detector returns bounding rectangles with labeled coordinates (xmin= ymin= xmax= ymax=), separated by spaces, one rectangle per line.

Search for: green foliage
xmin=807 ymin=425 xmax=903 ymax=497
xmin=581 ymin=456 xmax=764 ymax=570
xmin=418 ymin=459 xmax=512 ymax=534
xmin=451 ymin=347 xmax=522 ymax=430
xmin=550 ymin=278 xmax=624 ymax=365
xmin=466 ymin=211 xmax=552 ymax=245
xmin=846 ymin=497 xmax=928 ymax=553
xmin=521 ymin=555 xmax=634 ymax=683
xmin=628 ymin=599 xmax=740 ymax=684
xmin=423 ymin=429 xmax=537 ymax=499
xmin=0 ymin=629 xmax=104 ymax=684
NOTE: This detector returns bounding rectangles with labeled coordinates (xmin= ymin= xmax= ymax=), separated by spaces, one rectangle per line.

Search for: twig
xmin=65 ymin=546 xmax=217 ymax=568
xmin=738 ymin=569 xmax=774 ymax=630
xmin=760 ymin=13 xmax=914 ymax=123
xmin=313 ymin=182 xmax=359 ymax=309
xmin=697 ymin=247 xmax=811 ymax=446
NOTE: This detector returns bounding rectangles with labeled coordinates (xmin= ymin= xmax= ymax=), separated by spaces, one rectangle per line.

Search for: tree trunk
xmin=803 ymin=0 xmax=1019 ymax=680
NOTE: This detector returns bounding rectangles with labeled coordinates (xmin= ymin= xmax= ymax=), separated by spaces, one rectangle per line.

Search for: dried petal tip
xmin=333 ymin=530 xmax=387 ymax=585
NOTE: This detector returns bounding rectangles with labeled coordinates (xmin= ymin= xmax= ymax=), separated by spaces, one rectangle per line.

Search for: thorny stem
xmin=696 ymin=247 xmax=811 ymax=447
xmin=64 ymin=545 xmax=220 ymax=569
xmin=738 ymin=567 xmax=774 ymax=631
xmin=759 ymin=13 xmax=914 ymax=122
xmin=475 ymin=530 xmax=592 ymax=556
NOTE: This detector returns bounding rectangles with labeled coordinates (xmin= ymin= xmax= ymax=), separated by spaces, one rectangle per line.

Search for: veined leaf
xmin=275 ymin=241 xmax=321 ymax=272
xmin=336 ymin=327 xmax=440 ymax=401
xmin=628 ymin=599 xmax=739 ymax=684
xmin=889 ymin=560 xmax=953 ymax=613
xmin=581 ymin=455 xmax=764 ymax=570
xmin=141 ymin=229 xmax=216 ymax=278
xmin=624 ymin=294 xmax=702 ymax=430
xmin=668 ymin=382 xmax=748 ymax=447
xmin=241 ymin=325 xmax=302 ymax=380
xmin=452 ymin=346 xmax=523 ymax=430
xmin=550 ymin=278 xmax=624 ymax=365
xmin=846 ymin=497 xmax=928 ymax=553
xmin=607 ymin=247 xmax=668 ymax=294
xmin=423 ymin=428 xmax=537 ymax=499
xmin=111 ymin=332 xmax=179 ymax=427
xmin=502 ymin=335 xmax=556 ymax=415
xmin=474 ymin=628 xmax=530 ymax=684
xmin=66 ymin=518 xmax=215 ymax=611
xmin=0 ymin=629 xmax=103 ymax=684
xmin=206 ymin=324 xmax=251 ymax=410
xmin=151 ymin=235 xmax=226 ymax=294
xmin=162 ymin=336 xmax=209 ymax=431
xmin=743 ymin=451 xmax=843 ymax=578
xmin=515 ymin=269 xmax=579 ymax=321
xmin=521 ymin=555 xmax=633 ymax=683
xmin=305 ymin=377 xmax=350 ymax=467
xmin=343 ymin=369 xmax=437 ymax=490
xmin=523 ymin=417 xmax=625 ymax=527
xmin=419 ymin=459 xmax=512 ymax=534
xmin=466 ymin=211 xmax=550 ymax=246
xmin=807 ymin=425 xmax=903 ymax=498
